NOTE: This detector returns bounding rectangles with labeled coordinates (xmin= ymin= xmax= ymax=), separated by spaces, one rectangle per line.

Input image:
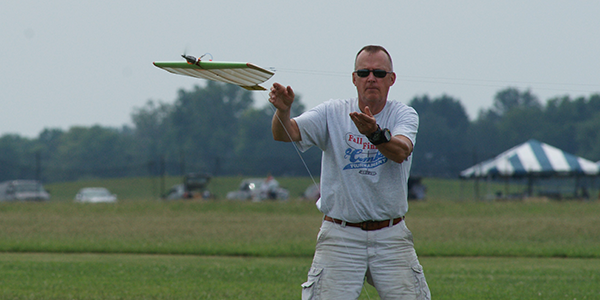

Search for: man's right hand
xmin=269 ymin=83 xmax=301 ymax=142
xmin=269 ymin=83 xmax=295 ymax=112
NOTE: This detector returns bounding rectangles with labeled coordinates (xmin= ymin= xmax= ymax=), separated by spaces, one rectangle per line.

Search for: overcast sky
xmin=2 ymin=0 xmax=600 ymax=138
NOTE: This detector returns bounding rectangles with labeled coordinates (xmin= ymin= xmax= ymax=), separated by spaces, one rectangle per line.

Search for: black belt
xmin=324 ymin=215 xmax=404 ymax=231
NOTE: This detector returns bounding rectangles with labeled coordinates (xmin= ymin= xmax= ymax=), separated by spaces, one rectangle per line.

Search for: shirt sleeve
xmin=293 ymin=102 xmax=330 ymax=152
xmin=391 ymin=105 xmax=418 ymax=148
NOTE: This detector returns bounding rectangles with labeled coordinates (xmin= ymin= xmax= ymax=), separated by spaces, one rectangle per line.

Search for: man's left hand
xmin=349 ymin=106 xmax=378 ymax=136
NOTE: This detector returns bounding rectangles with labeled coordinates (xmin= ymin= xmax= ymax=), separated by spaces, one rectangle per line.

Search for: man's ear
xmin=389 ymin=72 xmax=396 ymax=86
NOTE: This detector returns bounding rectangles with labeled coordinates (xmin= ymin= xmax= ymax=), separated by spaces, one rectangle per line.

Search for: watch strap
xmin=368 ymin=125 xmax=391 ymax=145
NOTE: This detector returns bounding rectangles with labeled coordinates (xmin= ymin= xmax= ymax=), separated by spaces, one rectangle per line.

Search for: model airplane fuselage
xmin=182 ymin=54 xmax=199 ymax=65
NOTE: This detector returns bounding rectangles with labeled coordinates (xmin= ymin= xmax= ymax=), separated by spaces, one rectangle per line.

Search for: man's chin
xmin=363 ymin=93 xmax=383 ymax=103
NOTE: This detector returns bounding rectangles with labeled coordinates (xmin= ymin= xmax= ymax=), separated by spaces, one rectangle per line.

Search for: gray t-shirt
xmin=294 ymin=98 xmax=418 ymax=222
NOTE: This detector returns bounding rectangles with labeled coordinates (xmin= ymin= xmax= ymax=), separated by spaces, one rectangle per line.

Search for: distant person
xmin=269 ymin=45 xmax=430 ymax=299
xmin=261 ymin=175 xmax=279 ymax=200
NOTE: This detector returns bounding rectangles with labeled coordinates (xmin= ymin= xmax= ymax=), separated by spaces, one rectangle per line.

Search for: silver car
xmin=75 ymin=187 xmax=117 ymax=203
xmin=0 ymin=180 xmax=50 ymax=201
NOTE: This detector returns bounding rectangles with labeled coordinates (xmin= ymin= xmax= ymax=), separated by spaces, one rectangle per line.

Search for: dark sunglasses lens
xmin=373 ymin=70 xmax=388 ymax=78
xmin=355 ymin=69 xmax=388 ymax=78
xmin=356 ymin=70 xmax=370 ymax=77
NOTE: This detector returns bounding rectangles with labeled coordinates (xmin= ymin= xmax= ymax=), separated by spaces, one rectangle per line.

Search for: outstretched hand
xmin=349 ymin=106 xmax=378 ymax=136
xmin=269 ymin=83 xmax=301 ymax=142
xmin=269 ymin=83 xmax=295 ymax=112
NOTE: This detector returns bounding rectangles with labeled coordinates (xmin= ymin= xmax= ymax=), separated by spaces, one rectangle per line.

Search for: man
xmin=269 ymin=45 xmax=430 ymax=300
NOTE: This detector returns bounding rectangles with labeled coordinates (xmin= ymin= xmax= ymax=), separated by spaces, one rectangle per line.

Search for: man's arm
xmin=375 ymin=135 xmax=413 ymax=164
xmin=349 ymin=106 xmax=413 ymax=164
xmin=270 ymin=83 xmax=301 ymax=142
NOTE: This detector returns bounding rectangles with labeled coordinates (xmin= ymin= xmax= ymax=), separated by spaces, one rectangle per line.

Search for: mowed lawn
xmin=1 ymin=253 xmax=598 ymax=300
xmin=1 ymin=178 xmax=599 ymax=299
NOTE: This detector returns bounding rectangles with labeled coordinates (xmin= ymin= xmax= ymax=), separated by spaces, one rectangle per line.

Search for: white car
xmin=75 ymin=187 xmax=117 ymax=203
xmin=226 ymin=177 xmax=289 ymax=201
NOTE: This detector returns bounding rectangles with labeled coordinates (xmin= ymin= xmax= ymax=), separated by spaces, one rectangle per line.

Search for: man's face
xmin=352 ymin=50 xmax=396 ymax=105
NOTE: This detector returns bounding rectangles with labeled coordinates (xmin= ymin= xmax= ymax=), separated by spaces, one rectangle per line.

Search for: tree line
xmin=1 ymin=81 xmax=599 ymax=183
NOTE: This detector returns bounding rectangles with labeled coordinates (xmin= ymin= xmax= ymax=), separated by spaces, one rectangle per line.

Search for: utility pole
xmin=35 ymin=151 xmax=41 ymax=182
xmin=160 ymin=155 xmax=165 ymax=199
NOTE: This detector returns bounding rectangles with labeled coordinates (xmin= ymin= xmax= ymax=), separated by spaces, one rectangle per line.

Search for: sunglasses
xmin=354 ymin=69 xmax=392 ymax=78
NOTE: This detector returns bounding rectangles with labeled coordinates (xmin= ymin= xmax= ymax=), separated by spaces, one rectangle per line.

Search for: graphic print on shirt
xmin=343 ymin=132 xmax=387 ymax=175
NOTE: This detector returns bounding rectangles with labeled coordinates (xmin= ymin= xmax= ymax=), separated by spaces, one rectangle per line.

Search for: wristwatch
xmin=368 ymin=125 xmax=392 ymax=145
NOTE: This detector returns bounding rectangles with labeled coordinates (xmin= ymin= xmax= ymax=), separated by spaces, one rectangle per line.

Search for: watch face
xmin=384 ymin=129 xmax=391 ymax=141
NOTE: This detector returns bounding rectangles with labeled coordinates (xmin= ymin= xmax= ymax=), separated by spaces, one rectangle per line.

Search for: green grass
xmin=1 ymin=254 xmax=598 ymax=300
xmin=0 ymin=253 xmax=311 ymax=300
xmin=410 ymin=200 xmax=600 ymax=258
xmin=2 ymin=177 xmax=600 ymax=299
xmin=2 ymin=197 xmax=599 ymax=258
xmin=0 ymin=200 xmax=321 ymax=256
xmin=427 ymin=256 xmax=600 ymax=300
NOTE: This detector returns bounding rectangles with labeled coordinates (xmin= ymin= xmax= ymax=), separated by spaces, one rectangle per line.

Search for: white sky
xmin=2 ymin=0 xmax=600 ymax=138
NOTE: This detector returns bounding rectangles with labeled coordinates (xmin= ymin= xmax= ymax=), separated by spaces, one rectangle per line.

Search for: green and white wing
xmin=153 ymin=61 xmax=274 ymax=91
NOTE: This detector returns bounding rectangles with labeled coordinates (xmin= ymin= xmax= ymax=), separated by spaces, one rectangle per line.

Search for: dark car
xmin=0 ymin=180 xmax=50 ymax=201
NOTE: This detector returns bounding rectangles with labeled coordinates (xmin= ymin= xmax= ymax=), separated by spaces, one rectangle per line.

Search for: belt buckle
xmin=361 ymin=220 xmax=376 ymax=231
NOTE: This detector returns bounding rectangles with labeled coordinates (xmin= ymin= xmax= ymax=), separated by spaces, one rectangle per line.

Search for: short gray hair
xmin=355 ymin=45 xmax=393 ymax=71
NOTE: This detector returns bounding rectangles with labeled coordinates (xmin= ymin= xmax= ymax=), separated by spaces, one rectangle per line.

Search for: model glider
xmin=153 ymin=54 xmax=274 ymax=91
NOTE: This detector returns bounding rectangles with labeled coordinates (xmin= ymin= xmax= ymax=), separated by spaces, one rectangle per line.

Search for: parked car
xmin=0 ymin=180 xmax=50 ymax=201
xmin=75 ymin=187 xmax=117 ymax=203
xmin=164 ymin=172 xmax=213 ymax=200
xmin=226 ymin=177 xmax=289 ymax=201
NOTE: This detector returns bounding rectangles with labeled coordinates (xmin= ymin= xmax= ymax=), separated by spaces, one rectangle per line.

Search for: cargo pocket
xmin=301 ymin=267 xmax=323 ymax=300
xmin=412 ymin=263 xmax=431 ymax=300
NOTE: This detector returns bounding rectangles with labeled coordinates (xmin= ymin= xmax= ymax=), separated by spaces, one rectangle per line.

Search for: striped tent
xmin=460 ymin=139 xmax=600 ymax=178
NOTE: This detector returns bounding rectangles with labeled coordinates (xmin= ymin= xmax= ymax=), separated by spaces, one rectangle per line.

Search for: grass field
xmin=1 ymin=254 xmax=598 ymax=300
xmin=1 ymin=177 xmax=599 ymax=299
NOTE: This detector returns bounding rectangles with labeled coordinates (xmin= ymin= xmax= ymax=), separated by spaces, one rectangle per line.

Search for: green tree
xmin=467 ymin=110 xmax=501 ymax=161
xmin=471 ymin=87 xmax=543 ymax=161
xmin=576 ymin=112 xmax=600 ymax=161
xmin=130 ymin=100 xmax=172 ymax=174
xmin=542 ymin=94 xmax=600 ymax=155
xmin=0 ymin=135 xmax=37 ymax=181
xmin=167 ymin=82 xmax=254 ymax=175
xmin=409 ymin=94 xmax=470 ymax=177
xmin=47 ymin=126 xmax=136 ymax=181
xmin=4 ymin=84 xmax=597 ymax=183
xmin=492 ymin=87 xmax=541 ymax=116
xmin=497 ymin=106 xmax=544 ymax=148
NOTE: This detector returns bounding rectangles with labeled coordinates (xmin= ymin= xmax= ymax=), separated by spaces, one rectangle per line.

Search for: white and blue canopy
xmin=460 ymin=139 xmax=600 ymax=178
